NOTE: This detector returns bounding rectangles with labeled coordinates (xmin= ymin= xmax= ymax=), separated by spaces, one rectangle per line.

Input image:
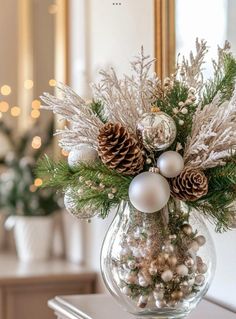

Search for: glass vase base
xmin=134 ymin=315 xmax=187 ymax=319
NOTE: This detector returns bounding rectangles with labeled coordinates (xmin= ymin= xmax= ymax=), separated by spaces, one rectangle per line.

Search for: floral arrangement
xmin=36 ymin=40 xmax=236 ymax=311
xmin=37 ymin=39 xmax=236 ymax=231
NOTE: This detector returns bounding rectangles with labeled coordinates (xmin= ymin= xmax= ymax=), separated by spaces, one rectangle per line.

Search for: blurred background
xmin=0 ymin=1 xmax=235 ymax=319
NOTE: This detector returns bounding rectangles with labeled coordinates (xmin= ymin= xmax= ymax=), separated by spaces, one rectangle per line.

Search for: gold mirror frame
xmin=17 ymin=0 xmax=175 ymax=137
xmin=56 ymin=0 xmax=176 ymax=85
xmin=154 ymin=0 xmax=176 ymax=80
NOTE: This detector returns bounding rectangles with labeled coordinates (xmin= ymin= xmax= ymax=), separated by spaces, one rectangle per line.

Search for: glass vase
xmin=101 ymin=201 xmax=216 ymax=319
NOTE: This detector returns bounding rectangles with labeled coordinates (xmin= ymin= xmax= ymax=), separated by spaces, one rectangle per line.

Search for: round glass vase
xmin=101 ymin=201 xmax=216 ymax=319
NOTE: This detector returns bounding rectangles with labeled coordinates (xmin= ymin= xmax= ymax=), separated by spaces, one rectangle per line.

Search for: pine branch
xmin=155 ymin=81 xmax=197 ymax=151
xmin=36 ymin=156 xmax=132 ymax=218
xmin=90 ymin=100 xmax=107 ymax=123
xmin=186 ymin=159 xmax=236 ymax=232
xmin=202 ymin=53 xmax=236 ymax=105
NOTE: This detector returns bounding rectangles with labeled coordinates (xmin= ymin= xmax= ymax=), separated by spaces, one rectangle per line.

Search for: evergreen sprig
xmin=155 ymin=81 xmax=196 ymax=152
xmin=90 ymin=100 xmax=107 ymax=123
xmin=36 ymin=156 xmax=132 ymax=218
xmin=187 ymin=159 xmax=236 ymax=232
xmin=202 ymin=53 xmax=236 ymax=105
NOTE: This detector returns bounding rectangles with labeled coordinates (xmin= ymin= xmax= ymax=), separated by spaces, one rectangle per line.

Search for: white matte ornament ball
xmin=128 ymin=172 xmax=171 ymax=213
xmin=176 ymin=264 xmax=189 ymax=277
xmin=157 ymin=151 xmax=184 ymax=178
xmin=161 ymin=270 xmax=173 ymax=282
xmin=68 ymin=145 xmax=97 ymax=168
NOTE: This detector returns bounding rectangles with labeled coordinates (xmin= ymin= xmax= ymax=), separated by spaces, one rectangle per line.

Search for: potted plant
xmin=0 ymin=121 xmax=61 ymax=261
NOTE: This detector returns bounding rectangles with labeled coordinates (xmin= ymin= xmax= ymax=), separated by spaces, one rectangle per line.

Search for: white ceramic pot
xmin=0 ymin=213 xmax=6 ymax=249
xmin=62 ymin=210 xmax=86 ymax=264
xmin=13 ymin=216 xmax=54 ymax=262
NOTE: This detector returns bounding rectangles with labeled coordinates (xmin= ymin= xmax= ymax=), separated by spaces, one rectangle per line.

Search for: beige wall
xmin=0 ymin=0 xmax=54 ymax=133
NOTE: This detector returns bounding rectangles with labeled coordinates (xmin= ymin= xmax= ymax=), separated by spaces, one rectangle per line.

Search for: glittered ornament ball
xmin=137 ymin=110 xmax=177 ymax=152
xmin=157 ymin=151 xmax=184 ymax=178
xmin=128 ymin=172 xmax=170 ymax=213
xmin=64 ymin=188 xmax=98 ymax=219
xmin=68 ymin=144 xmax=97 ymax=168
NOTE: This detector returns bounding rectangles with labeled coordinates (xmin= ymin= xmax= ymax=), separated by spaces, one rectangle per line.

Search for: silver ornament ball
xmin=64 ymin=188 xmax=98 ymax=219
xmin=137 ymin=111 xmax=177 ymax=152
xmin=128 ymin=172 xmax=170 ymax=213
xmin=157 ymin=151 xmax=184 ymax=178
xmin=68 ymin=144 xmax=97 ymax=168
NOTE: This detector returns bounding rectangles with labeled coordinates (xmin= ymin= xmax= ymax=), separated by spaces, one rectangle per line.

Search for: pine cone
xmin=98 ymin=122 xmax=144 ymax=175
xmin=170 ymin=167 xmax=208 ymax=201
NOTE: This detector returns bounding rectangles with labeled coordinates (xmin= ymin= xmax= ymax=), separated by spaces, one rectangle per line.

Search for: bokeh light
xmin=31 ymin=109 xmax=40 ymax=119
xmin=61 ymin=149 xmax=69 ymax=157
xmin=0 ymin=101 xmax=9 ymax=112
xmin=31 ymin=136 xmax=42 ymax=149
xmin=29 ymin=185 xmax=37 ymax=192
xmin=1 ymin=85 xmax=11 ymax=96
xmin=32 ymin=99 xmax=41 ymax=109
xmin=24 ymin=80 xmax=34 ymax=89
xmin=11 ymin=106 xmax=21 ymax=117
xmin=49 ymin=79 xmax=57 ymax=87
xmin=34 ymin=178 xmax=43 ymax=187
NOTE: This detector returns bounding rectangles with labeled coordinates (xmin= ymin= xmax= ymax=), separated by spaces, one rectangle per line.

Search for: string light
xmin=0 ymin=101 xmax=9 ymax=112
xmin=1 ymin=85 xmax=11 ymax=96
xmin=49 ymin=79 xmax=57 ymax=87
xmin=31 ymin=109 xmax=40 ymax=119
xmin=61 ymin=149 xmax=69 ymax=157
xmin=31 ymin=136 xmax=41 ymax=149
xmin=32 ymin=99 xmax=41 ymax=109
xmin=34 ymin=178 xmax=43 ymax=187
xmin=24 ymin=80 xmax=34 ymax=89
xmin=48 ymin=4 xmax=58 ymax=14
xmin=11 ymin=106 xmax=21 ymax=117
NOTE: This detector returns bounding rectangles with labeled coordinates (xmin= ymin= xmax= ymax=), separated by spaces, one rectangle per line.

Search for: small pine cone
xmin=170 ymin=167 xmax=208 ymax=201
xmin=98 ymin=122 xmax=144 ymax=175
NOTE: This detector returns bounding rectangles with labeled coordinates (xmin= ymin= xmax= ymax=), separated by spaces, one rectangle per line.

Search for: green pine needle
xmin=202 ymin=53 xmax=236 ymax=105
xmin=90 ymin=100 xmax=107 ymax=123
xmin=36 ymin=155 xmax=132 ymax=218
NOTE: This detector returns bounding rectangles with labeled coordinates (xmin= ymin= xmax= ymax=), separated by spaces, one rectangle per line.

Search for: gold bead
xmin=151 ymin=106 xmax=161 ymax=113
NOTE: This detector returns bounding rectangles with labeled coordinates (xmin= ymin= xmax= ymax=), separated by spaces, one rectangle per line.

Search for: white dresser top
xmin=48 ymin=294 xmax=236 ymax=319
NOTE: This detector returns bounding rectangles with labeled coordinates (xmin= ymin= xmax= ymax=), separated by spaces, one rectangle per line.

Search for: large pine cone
xmin=170 ymin=167 xmax=208 ymax=201
xmin=98 ymin=122 xmax=144 ymax=175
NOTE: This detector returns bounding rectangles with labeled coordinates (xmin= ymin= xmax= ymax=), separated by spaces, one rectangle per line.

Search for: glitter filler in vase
xmin=101 ymin=201 xmax=216 ymax=319
xmin=37 ymin=42 xmax=236 ymax=319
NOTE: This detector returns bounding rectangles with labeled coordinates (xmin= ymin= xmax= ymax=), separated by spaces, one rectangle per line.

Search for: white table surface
xmin=48 ymin=294 xmax=236 ymax=319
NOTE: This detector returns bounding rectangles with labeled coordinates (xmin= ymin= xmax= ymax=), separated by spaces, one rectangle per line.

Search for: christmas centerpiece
xmin=37 ymin=40 xmax=236 ymax=318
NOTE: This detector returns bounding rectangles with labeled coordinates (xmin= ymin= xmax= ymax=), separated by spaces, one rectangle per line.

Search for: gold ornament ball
xmin=137 ymin=111 xmax=177 ymax=152
xmin=171 ymin=291 xmax=183 ymax=300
